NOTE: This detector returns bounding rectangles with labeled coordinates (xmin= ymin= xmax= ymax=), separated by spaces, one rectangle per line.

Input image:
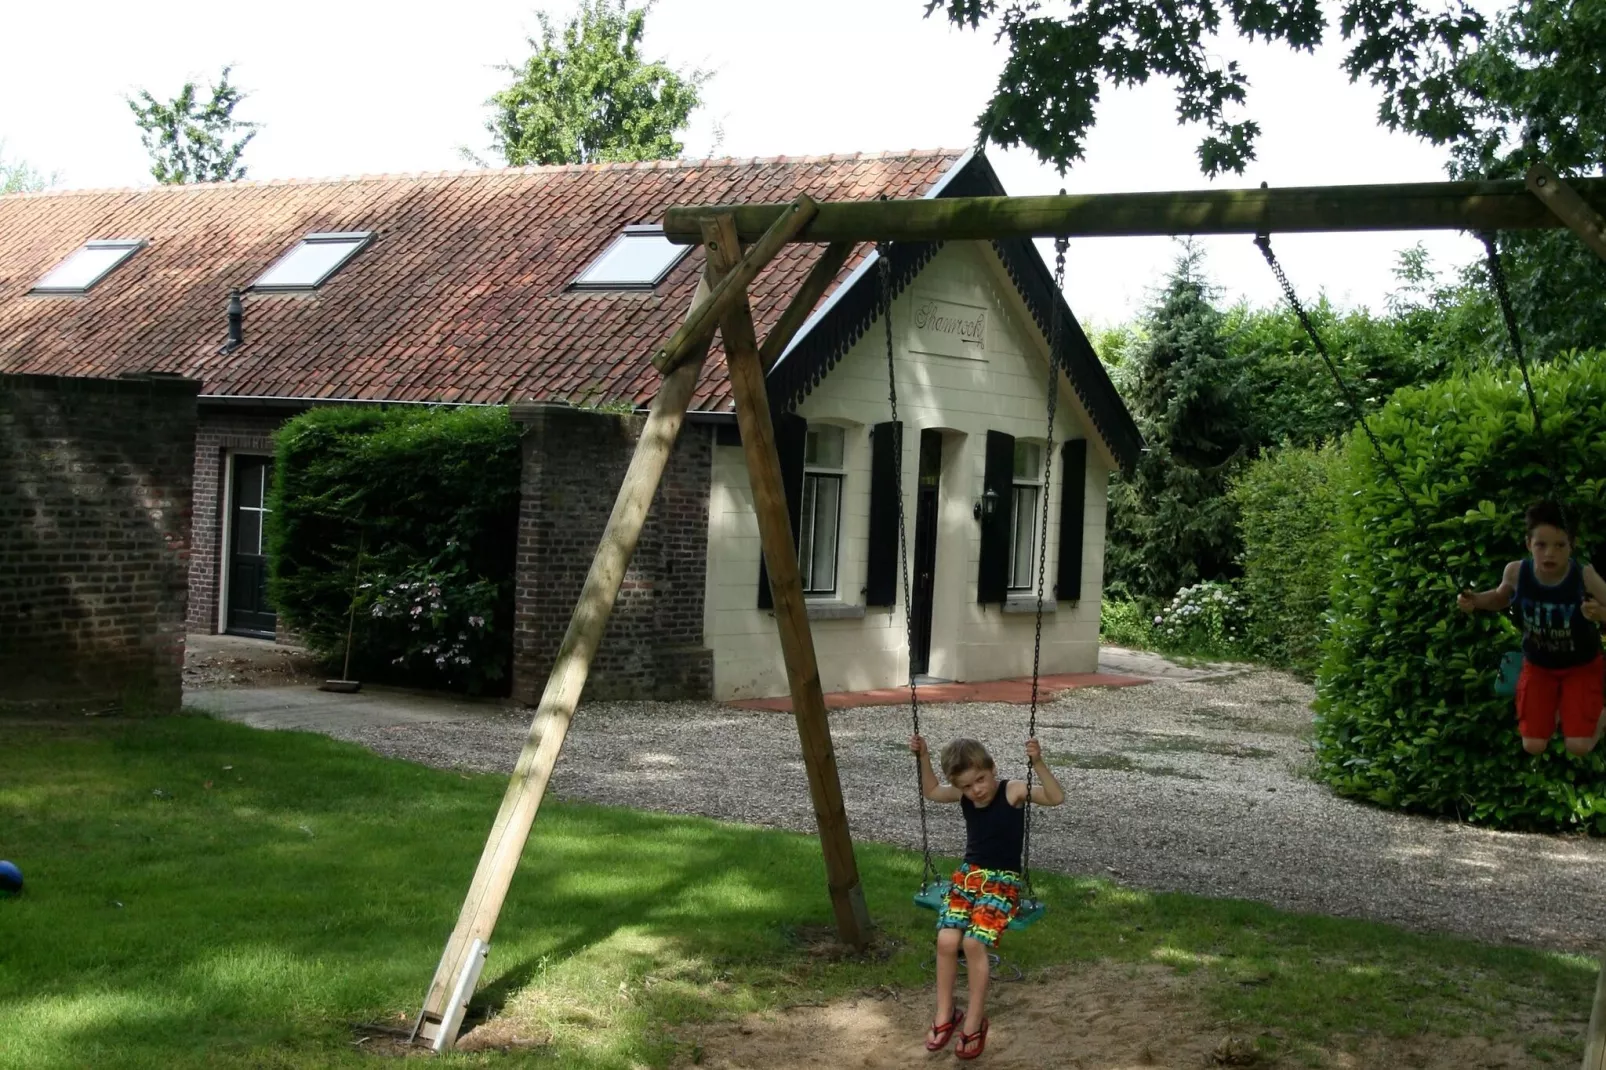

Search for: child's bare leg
xmin=930 ymin=927 xmax=962 ymax=1040
xmin=1522 ymin=736 xmax=1549 ymax=755
xmin=961 ymin=935 xmax=991 ymax=1032
xmin=1564 ymin=736 xmax=1597 ymax=756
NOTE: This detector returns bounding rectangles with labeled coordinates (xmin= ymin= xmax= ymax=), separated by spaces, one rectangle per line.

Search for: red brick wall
xmin=187 ymin=409 xmax=288 ymax=635
xmin=0 ymin=372 xmax=199 ymax=713
xmin=511 ymin=404 xmax=713 ymax=702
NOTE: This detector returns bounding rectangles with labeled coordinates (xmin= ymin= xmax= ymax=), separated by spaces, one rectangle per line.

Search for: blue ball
xmin=0 ymin=860 xmax=21 ymax=896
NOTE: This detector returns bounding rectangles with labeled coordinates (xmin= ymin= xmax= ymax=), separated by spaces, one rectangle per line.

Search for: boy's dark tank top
xmin=960 ymin=778 xmax=1025 ymax=873
xmin=1516 ymin=559 xmax=1602 ymax=669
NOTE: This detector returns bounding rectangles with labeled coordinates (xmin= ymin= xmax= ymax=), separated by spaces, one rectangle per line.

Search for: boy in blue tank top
xmin=909 ymin=733 xmax=1065 ymax=1060
xmin=1457 ymin=501 xmax=1606 ymax=755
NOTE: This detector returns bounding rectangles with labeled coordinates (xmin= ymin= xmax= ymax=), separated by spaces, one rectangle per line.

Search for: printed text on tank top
xmin=1517 ymin=559 xmax=1602 ymax=669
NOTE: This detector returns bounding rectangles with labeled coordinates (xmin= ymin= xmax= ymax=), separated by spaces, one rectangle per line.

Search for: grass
xmin=0 ymin=714 xmax=1596 ymax=1068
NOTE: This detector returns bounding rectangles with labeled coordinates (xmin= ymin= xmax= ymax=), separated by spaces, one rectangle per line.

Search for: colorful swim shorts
xmin=936 ymin=863 xmax=1021 ymax=947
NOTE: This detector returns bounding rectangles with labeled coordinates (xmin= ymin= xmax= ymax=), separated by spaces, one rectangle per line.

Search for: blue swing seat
xmin=1495 ymin=649 xmax=1524 ymax=698
xmin=913 ymin=881 xmax=1046 ymax=931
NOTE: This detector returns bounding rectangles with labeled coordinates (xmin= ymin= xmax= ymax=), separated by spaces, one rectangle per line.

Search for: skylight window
xmin=251 ymin=232 xmax=372 ymax=292
xmin=572 ymin=226 xmax=689 ymax=290
xmin=31 ymin=239 xmax=146 ymax=295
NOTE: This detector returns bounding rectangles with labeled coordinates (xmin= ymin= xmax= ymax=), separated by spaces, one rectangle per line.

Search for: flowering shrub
xmin=1151 ymin=581 xmax=1248 ymax=658
xmin=361 ymin=549 xmax=505 ymax=693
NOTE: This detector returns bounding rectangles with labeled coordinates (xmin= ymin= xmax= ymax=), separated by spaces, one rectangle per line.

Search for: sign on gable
xmin=907 ymin=294 xmax=987 ymax=361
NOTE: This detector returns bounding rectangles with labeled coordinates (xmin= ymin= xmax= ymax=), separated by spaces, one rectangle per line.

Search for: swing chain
xmin=1021 ymin=235 xmax=1068 ymax=895
xmin=1254 ymin=233 xmax=1464 ymax=594
xmin=1480 ymin=232 xmax=1566 ymax=511
xmin=881 ymin=243 xmax=937 ymax=891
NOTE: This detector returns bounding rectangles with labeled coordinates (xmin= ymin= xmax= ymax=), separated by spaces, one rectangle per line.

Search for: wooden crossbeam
xmin=709 ymin=213 xmax=870 ymax=947
xmin=661 ymin=177 xmax=1606 ymax=245
xmin=1527 ymin=163 xmax=1606 ymax=264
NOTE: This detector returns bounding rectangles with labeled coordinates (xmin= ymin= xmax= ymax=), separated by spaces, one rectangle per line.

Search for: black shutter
xmin=977 ymin=430 xmax=1014 ymax=605
xmin=1056 ymin=439 xmax=1088 ymax=601
xmin=864 ymin=421 xmax=901 ymax=607
xmin=758 ymin=412 xmax=808 ymax=610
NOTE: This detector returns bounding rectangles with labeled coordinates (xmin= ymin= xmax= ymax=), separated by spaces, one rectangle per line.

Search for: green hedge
xmin=267 ymin=406 xmax=522 ymax=694
xmin=1231 ymin=443 xmax=1344 ymax=675
xmin=1314 ymin=351 xmax=1606 ymax=831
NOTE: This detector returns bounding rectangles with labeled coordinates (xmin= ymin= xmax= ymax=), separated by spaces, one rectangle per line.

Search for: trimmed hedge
xmin=1314 ymin=351 xmax=1606 ymax=831
xmin=267 ymin=406 xmax=521 ymax=694
xmin=1231 ymin=443 xmax=1343 ymax=675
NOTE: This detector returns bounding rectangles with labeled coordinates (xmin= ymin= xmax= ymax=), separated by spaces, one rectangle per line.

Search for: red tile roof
xmin=0 ymin=152 xmax=966 ymax=410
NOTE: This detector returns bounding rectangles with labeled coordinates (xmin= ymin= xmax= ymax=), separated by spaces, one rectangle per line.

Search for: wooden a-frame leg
xmin=412 ymin=196 xmax=823 ymax=1050
xmin=1583 ymin=949 xmax=1606 ymax=1070
xmin=709 ymin=213 xmax=871 ymax=949
xmin=1528 ymin=162 xmax=1606 ymax=264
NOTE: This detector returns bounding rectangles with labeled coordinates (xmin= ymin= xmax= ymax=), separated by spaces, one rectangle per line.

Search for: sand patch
xmin=676 ymin=962 xmax=1556 ymax=1069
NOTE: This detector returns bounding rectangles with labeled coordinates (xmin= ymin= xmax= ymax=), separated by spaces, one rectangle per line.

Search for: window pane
xmin=254 ymin=237 xmax=367 ymax=290
xmin=234 ymin=460 xmax=263 ymax=508
xmin=808 ymin=475 xmax=841 ymax=593
xmin=1010 ymin=485 xmax=1037 ymax=588
xmin=574 ymin=231 xmax=688 ymax=286
xmin=33 ymin=242 xmax=141 ymax=293
xmin=804 ymin=425 xmax=844 ymax=469
xmin=235 ymin=509 xmax=262 ymax=557
xmin=798 ymin=477 xmax=818 ymax=590
xmin=1013 ymin=441 xmax=1043 ymax=480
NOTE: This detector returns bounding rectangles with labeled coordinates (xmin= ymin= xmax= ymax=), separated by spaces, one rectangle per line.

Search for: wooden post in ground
xmin=1583 ymin=952 xmax=1606 ymax=1070
xmin=707 ymin=212 xmax=872 ymax=948
xmin=1528 ymin=162 xmax=1606 ymax=264
xmin=413 ymin=197 xmax=820 ymax=1048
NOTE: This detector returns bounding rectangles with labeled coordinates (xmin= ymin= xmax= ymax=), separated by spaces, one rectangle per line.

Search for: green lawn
xmin=0 ymin=713 xmax=1594 ymax=1068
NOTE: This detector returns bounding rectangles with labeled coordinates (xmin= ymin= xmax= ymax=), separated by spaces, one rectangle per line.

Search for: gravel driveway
xmin=249 ymin=669 xmax=1606 ymax=954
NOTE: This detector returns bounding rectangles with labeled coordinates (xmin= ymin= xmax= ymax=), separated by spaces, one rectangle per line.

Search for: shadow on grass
xmin=0 ymin=714 xmax=1598 ymax=1068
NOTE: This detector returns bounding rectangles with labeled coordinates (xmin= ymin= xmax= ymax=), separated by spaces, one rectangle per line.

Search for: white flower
xmin=469 ymin=615 xmax=485 ymax=628
xmin=410 ymin=605 xmax=423 ymax=617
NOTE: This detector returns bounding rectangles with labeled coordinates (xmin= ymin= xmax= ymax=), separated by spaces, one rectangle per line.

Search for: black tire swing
xmin=1252 ymin=228 xmax=1554 ymax=700
xmin=874 ymin=236 xmax=1069 ymax=931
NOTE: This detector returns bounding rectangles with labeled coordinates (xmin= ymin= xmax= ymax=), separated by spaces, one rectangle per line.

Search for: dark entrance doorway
xmin=226 ymin=455 xmax=277 ymax=638
xmin=909 ymin=430 xmax=943 ymax=677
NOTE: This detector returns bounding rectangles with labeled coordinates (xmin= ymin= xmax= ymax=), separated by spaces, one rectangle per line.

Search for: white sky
xmin=0 ymin=0 xmax=1484 ymax=326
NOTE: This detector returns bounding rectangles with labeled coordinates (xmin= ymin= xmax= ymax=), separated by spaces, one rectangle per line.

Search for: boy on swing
xmin=1457 ymin=501 xmax=1606 ymax=755
xmin=909 ymin=733 xmax=1066 ymax=1059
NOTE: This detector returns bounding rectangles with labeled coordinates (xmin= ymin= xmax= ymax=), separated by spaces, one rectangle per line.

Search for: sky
xmin=0 ymin=0 xmax=1486 ymax=326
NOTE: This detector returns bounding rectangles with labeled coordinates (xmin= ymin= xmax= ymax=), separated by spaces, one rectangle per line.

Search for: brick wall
xmin=0 ymin=372 xmax=199 ymax=714
xmin=187 ymin=409 xmax=289 ymax=634
xmin=511 ymin=404 xmax=713 ymax=702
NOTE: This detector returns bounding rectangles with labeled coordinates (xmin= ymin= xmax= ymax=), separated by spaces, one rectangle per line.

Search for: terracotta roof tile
xmin=0 ymin=151 xmax=965 ymax=409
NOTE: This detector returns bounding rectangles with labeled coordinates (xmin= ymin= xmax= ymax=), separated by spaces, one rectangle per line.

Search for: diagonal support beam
xmin=758 ymin=240 xmax=854 ymax=371
xmin=1528 ymin=162 xmax=1606 ymax=264
xmin=412 ymin=239 xmax=734 ymax=1051
xmin=707 ymin=213 xmax=871 ymax=948
xmin=652 ymin=195 xmax=819 ymax=374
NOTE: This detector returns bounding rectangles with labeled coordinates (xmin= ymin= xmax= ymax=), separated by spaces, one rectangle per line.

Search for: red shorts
xmin=1516 ymin=653 xmax=1605 ymax=740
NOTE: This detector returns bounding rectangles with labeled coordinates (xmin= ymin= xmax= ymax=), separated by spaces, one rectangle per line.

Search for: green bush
xmin=268 ymin=405 xmax=522 ymax=694
xmin=1099 ymin=598 xmax=1157 ymax=648
xmin=1314 ymin=351 xmax=1606 ymax=831
xmin=1231 ymin=443 xmax=1344 ymax=675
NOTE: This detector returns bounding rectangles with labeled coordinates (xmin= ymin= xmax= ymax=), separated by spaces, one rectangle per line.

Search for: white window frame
xmin=570 ymin=225 xmax=690 ymax=291
xmin=1008 ymin=440 xmax=1045 ymax=592
xmin=798 ymin=424 xmax=846 ymax=597
xmin=30 ymin=239 xmax=147 ymax=295
xmin=251 ymin=231 xmax=373 ymax=292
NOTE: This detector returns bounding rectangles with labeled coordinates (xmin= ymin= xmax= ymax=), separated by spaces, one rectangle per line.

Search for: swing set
xmin=410 ymin=160 xmax=1606 ymax=1057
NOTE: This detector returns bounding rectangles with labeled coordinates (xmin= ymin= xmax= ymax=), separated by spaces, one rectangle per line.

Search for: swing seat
xmin=913 ymin=881 xmax=1046 ymax=931
xmin=1495 ymin=649 xmax=1524 ymax=698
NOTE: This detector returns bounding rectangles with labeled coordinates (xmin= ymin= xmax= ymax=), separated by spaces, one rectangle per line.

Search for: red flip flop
xmin=925 ymin=1007 xmax=963 ymax=1052
xmin=955 ymin=1017 xmax=990 ymax=1060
